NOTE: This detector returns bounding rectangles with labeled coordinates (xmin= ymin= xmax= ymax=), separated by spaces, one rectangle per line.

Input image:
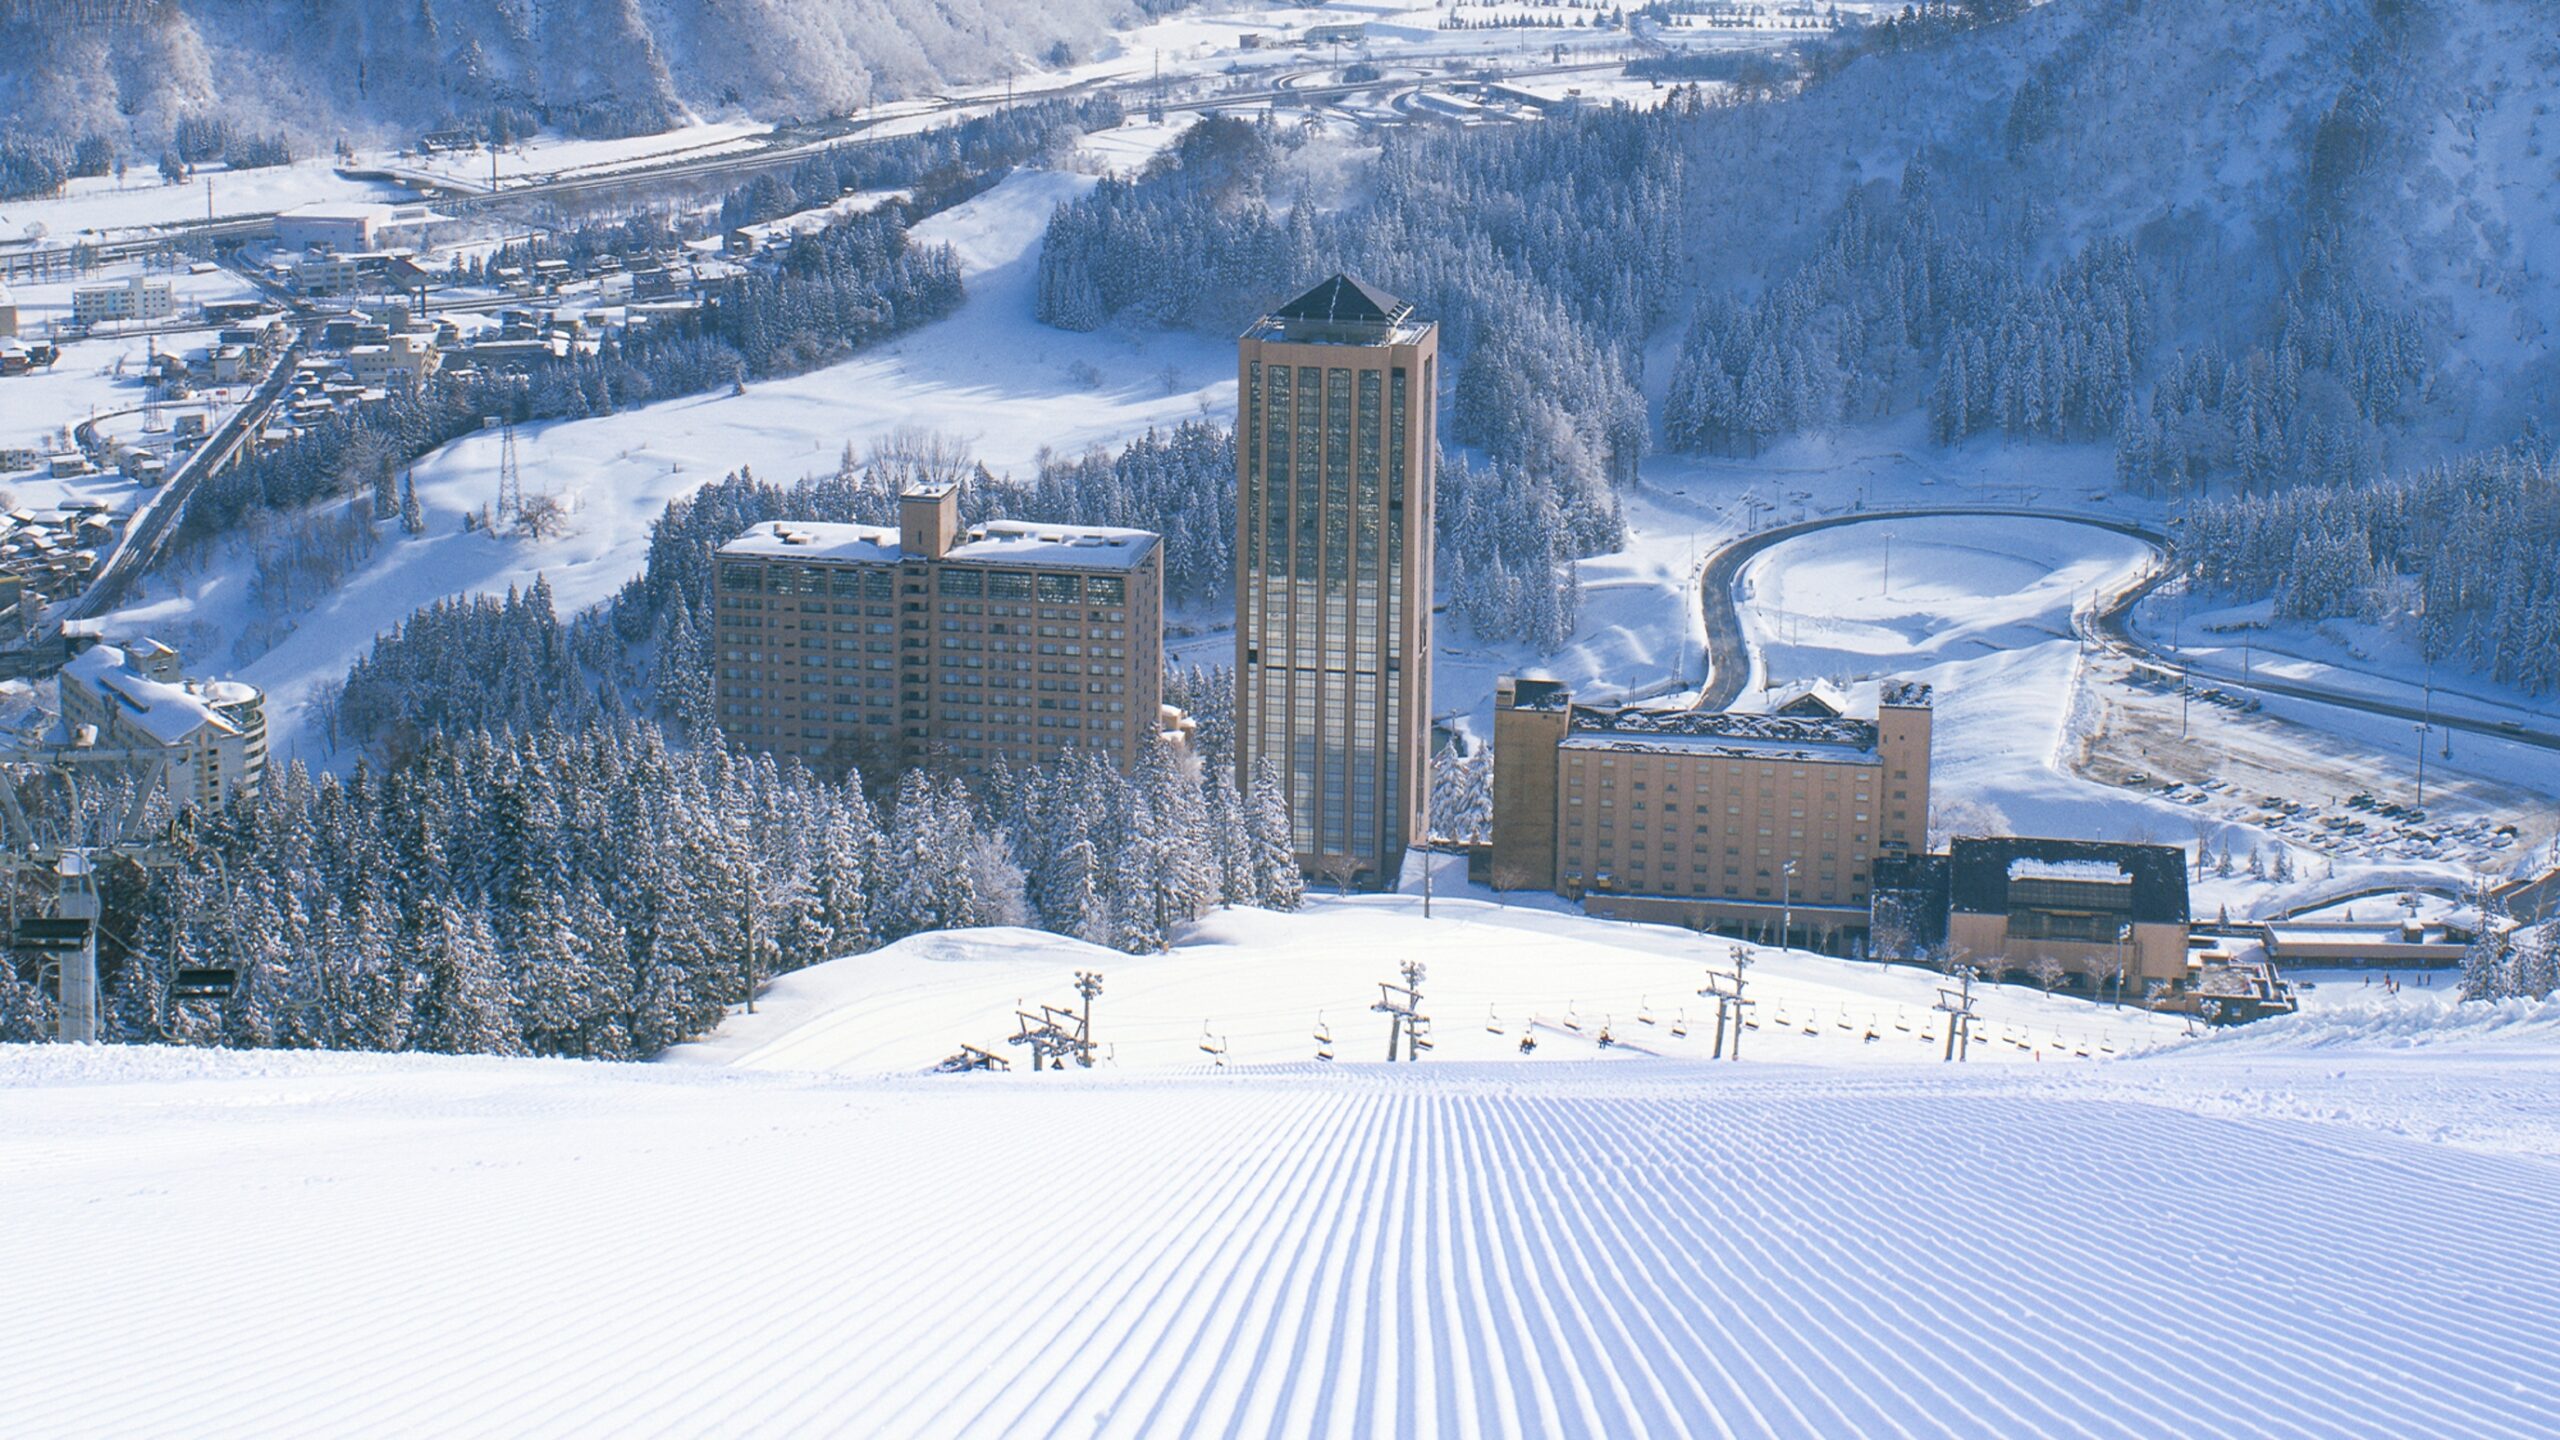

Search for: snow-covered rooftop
xmin=719 ymin=518 xmax=1159 ymax=573
xmin=1563 ymin=704 xmax=1882 ymax=766
xmin=2009 ymin=857 xmax=2133 ymax=885
xmin=63 ymin=642 xmax=258 ymax=745
xmin=720 ymin=521 xmax=901 ymax=564
xmin=944 ymin=519 xmax=1158 ymax=573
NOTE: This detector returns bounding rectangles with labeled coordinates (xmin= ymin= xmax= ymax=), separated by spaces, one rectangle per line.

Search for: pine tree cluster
xmin=2460 ymin=917 xmax=2560 ymax=1004
xmin=1663 ymin=173 xmax=2149 ymax=456
xmin=1034 ymin=104 xmax=1686 ymax=573
xmin=2115 ymin=240 xmax=2424 ymax=495
xmin=2179 ymin=444 xmax=2560 ymax=693
xmin=0 ymin=710 xmax=1307 ymax=1053
xmin=1438 ymin=455 xmax=1581 ymax=650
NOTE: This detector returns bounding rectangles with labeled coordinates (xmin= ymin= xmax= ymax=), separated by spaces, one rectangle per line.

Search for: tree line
xmin=2177 ymin=443 xmax=2560 ymax=695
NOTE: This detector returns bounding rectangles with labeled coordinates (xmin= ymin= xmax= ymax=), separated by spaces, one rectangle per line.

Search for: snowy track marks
xmin=6 ymin=1057 xmax=2560 ymax=1438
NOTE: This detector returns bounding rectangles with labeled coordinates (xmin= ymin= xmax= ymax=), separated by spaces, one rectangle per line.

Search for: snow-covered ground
xmin=671 ymin=891 xmax=2184 ymax=1076
xmin=8 ymin=899 xmax=2558 ymax=1438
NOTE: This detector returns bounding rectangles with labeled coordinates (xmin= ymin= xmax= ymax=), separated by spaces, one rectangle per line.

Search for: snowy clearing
xmin=7 ymin=987 xmax=2559 ymax=1437
xmin=669 ymin=891 xmax=2188 ymax=1076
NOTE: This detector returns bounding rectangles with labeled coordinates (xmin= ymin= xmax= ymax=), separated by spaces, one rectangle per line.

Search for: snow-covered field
xmin=672 ymin=890 xmax=2184 ymax=1076
xmin=8 ymin=898 xmax=2558 ymax=1438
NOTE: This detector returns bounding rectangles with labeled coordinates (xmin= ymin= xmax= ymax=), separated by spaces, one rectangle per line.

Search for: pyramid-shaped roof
xmin=1273 ymin=273 xmax=1406 ymax=325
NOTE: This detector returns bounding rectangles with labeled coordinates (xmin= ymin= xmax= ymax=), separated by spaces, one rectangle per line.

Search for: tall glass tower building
xmin=1235 ymin=275 xmax=1437 ymax=887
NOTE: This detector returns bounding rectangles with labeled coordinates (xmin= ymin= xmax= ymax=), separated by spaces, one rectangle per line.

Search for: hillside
xmin=1673 ymin=0 xmax=2559 ymax=447
xmin=0 ymin=0 xmax=1171 ymax=146
xmin=7 ymin=987 xmax=2560 ymax=1436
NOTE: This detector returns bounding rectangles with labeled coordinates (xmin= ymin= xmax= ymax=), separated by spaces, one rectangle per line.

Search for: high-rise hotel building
xmin=1235 ymin=275 xmax=1437 ymax=886
xmin=714 ymin=483 xmax=1163 ymax=774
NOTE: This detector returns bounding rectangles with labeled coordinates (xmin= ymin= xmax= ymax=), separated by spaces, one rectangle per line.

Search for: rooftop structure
xmin=1243 ymin=272 xmax=1431 ymax=347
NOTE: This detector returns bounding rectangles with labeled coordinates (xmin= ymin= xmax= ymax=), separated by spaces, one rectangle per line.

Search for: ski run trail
xmin=7 ymin=902 xmax=2560 ymax=1438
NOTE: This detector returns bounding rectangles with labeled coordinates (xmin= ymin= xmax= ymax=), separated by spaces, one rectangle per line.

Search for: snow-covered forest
xmin=1035 ymin=107 xmax=1681 ymax=645
xmin=0 ymin=0 xmax=1177 ymax=150
xmin=2179 ymin=443 xmax=2560 ymax=694
xmin=0 ymin=715 xmax=1304 ymax=1052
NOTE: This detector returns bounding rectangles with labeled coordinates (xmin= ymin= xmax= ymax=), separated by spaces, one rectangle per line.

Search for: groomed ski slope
xmin=6 ymin=1042 xmax=2559 ymax=1438
xmin=7 ymin=899 xmax=2560 ymax=1438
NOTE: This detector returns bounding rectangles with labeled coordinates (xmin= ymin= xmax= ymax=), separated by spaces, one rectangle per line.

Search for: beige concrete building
xmin=1491 ymin=677 xmax=1933 ymax=945
xmin=71 ymin=276 xmax=175 ymax=328
xmin=56 ymin=638 xmax=268 ymax=808
xmin=1235 ymin=274 xmax=1436 ymax=887
xmin=714 ymin=484 xmax=1163 ymax=776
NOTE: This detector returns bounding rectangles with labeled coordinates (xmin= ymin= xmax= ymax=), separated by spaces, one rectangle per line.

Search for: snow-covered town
xmin=1 ymin=0 xmax=2557 ymax=1435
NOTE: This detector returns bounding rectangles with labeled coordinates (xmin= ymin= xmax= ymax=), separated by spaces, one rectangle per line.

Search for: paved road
xmin=1691 ymin=505 xmax=2560 ymax=914
xmin=1693 ymin=505 xmax=2560 ymax=751
xmin=65 ymin=324 xmax=308 ymax=622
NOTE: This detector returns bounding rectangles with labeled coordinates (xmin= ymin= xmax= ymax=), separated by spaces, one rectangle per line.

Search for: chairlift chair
xmin=1485 ymin=1004 xmax=1504 ymax=1036
xmin=170 ymin=966 xmax=238 ymax=1001
xmin=1669 ymin=1008 xmax=1688 ymax=1039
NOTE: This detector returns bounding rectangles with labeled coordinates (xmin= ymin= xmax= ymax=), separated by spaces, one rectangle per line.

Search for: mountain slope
xmin=1675 ymin=0 xmax=2558 ymax=442
xmin=6 ymin=1036 xmax=2560 ymax=1437
xmin=0 ymin=0 xmax=1161 ymax=145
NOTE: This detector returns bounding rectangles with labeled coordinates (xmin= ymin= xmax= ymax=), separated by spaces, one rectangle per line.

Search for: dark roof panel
xmin=1947 ymin=836 xmax=2190 ymax=925
xmin=1273 ymin=273 xmax=1405 ymax=325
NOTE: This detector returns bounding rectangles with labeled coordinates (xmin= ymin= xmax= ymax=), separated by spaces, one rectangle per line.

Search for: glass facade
xmin=1236 ymin=308 xmax=1434 ymax=882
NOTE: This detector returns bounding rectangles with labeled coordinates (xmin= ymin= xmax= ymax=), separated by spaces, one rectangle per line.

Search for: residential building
xmin=345 ymin=332 xmax=439 ymax=387
xmin=70 ymin=276 xmax=175 ymax=328
xmin=294 ymin=253 xmax=364 ymax=297
xmin=1490 ymin=676 xmax=1933 ymax=946
xmin=1234 ymin=274 xmax=1437 ymax=888
xmin=1872 ymin=836 xmax=2191 ymax=994
xmin=713 ymin=483 xmax=1163 ymax=775
xmin=56 ymin=638 xmax=268 ymax=808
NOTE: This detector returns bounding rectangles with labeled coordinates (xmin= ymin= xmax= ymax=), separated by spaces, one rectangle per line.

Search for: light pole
xmin=2414 ymin=722 xmax=2429 ymax=810
xmin=1780 ymin=859 xmax=1796 ymax=952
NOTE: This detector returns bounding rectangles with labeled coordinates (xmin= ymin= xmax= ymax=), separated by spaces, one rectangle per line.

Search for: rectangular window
xmin=939 ymin=569 xmax=982 ymax=598
xmin=988 ymin=572 xmax=1033 ymax=600
xmin=1037 ymin=574 xmax=1081 ymax=603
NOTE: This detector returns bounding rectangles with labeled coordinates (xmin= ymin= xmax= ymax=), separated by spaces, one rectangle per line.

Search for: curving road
xmin=1693 ymin=506 xmax=2560 ymax=753
xmin=1691 ymin=506 xmax=2560 ymax=917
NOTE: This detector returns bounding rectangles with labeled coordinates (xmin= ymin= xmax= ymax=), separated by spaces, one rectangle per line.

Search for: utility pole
xmin=1881 ymin=532 xmax=1891 ymax=599
xmin=2414 ymin=723 xmax=2428 ymax=810
xmin=495 ymin=418 xmax=523 ymax=527
xmin=1935 ymin=965 xmax=1979 ymax=1062
xmin=1780 ymin=859 xmax=1796 ymax=952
